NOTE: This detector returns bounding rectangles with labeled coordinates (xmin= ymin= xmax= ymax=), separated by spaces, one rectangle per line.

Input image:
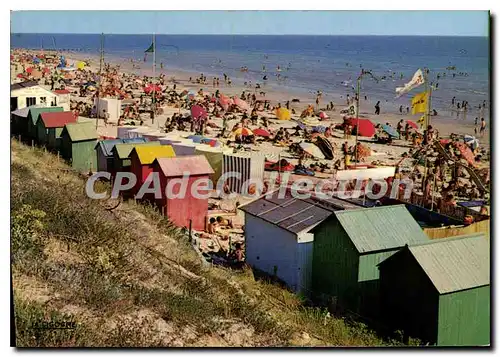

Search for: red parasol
xmin=233 ymin=96 xmax=250 ymax=112
xmin=218 ymin=94 xmax=232 ymax=111
xmin=25 ymin=67 xmax=33 ymax=74
xmin=43 ymin=67 xmax=50 ymax=74
xmin=407 ymin=120 xmax=418 ymax=129
xmin=319 ymin=112 xmax=329 ymax=120
xmin=253 ymin=128 xmax=271 ymax=137
xmin=191 ymin=105 xmax=208 ymax=120
xmin=143 ymin=84 xmax=162 ymax=94
xmin=16 ymin=73 xmax=24 ymax=78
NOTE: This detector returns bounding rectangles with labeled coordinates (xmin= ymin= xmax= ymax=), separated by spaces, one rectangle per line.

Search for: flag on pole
xmin=411 ymin=91 xmax=429 ymax=115
xmin=145 ymin=43 xmax=154 ymax=53
xmin=395 ymin=69 xmax=425 ymax=98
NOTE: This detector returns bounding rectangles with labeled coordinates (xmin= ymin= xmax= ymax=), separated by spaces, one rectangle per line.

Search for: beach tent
xmin=300 ymin=142 xmax=325 ymax=159
xmin=348 ymin=118 xmax=376 ymax=138
xmin=275 ymin=108 xmax=291 ymax=121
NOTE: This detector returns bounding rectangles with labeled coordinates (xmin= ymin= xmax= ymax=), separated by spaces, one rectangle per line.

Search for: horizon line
xmin=11 ymin=32 xmax=489 ymax=37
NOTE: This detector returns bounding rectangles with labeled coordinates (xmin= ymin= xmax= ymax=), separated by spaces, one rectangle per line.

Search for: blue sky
xmin=11 ymin=11 xmax=489 ymax=36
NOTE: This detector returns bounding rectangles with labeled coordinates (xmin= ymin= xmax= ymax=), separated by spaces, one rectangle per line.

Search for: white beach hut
xmin=222 ymin=151 xmax=266 ymax=194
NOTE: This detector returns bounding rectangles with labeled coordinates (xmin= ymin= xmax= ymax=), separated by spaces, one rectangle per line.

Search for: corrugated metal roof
xmin=63 ymin=122 xmax=98 ymax=142
xmin=40 ymin=111 xmax=77 ymax=128
xmin=29 ymin=107 xmax=64 ymax=125
xmin=11 ymin=80 xmax=39 ymax=91
xmin=409 ymin=234 xmax=490 ymax=294
xmin=113 ymin=141 xmax=159 ymax=159
xmin=335 ymin=205 xmax=429 ymax=253
xmin=239 ymin=189 xmax=361 ymax=235
xmin=96 ymin=139 xmax=124 ymax=157
xmin=155 ymin=155 xmax=214 ymax=177
xmin=132 ymin=145 xmax=176 ymax=165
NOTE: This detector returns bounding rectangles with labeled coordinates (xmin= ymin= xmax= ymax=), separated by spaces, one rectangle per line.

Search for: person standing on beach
xmin=474 ymin=118 xmax=479 ymax=135
xmin=452 ymin=96 xmax=456 ymax=106
xmin=399 ymin=105 xmax=403 ymax=115
xmin=346 ymin=94 xmax=350 ymax=106
xmin=480 ymin=118 xmax=486 ymax=137
xmin=375 ymin=101 xmax=381 ymax=115
xmin=216 ymin=78 xmax=220 ymax=87
xmin=213 ymin=77 xmax=216 ymax=88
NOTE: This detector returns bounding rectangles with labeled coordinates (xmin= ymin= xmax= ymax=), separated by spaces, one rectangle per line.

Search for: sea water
xmin=11 ymin=34 xmax=489 ymax=120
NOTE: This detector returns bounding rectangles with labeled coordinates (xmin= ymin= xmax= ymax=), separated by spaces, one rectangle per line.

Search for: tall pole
xmin=355 ymin=75 xmax=361 ymax=164
xmin=424 ymin=68 xmax=432 ymax=129
xmin=152 ymin=33 xmax=156 ymax=125
xmin=96 ymin=33 xmax=104 ymax=130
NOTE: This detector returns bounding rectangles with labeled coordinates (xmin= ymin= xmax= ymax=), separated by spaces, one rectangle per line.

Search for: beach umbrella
xmin=233 ymin=96 xmax=251 ymax=112
xmin=218 ymin=94 xmax=232 ymax=111
xmin=233 ymin=127 xmax=254 ymax=137
xmin=16 ymin=73 xmax=24 ymax=79
xmin=253 ymin=128 xmax=271 ymax=137
xmin=275 ymin=107 xmax=291 ymax=121
xmin=347 ymin=118 xmax=375 ymax=137
xmin=299 ymin=142 xmax=325 ymax=159
xmin=382 ymin=124 xmax=399 ymax=138
xmin=144 ymin=84 xmax=162 ymax=94
xmin=191 ymin=105 xmax=208 ymax=120
xmin=32 ymin=57 xmax=41 ymax=64
xmin=25 ymin=67 xmax=33 ymax=74
xmin=61 ymin=66 xmax=77 ymax=71
xmin=407 ymin=120 xmax=418 ymax=129
xmin=77 ymin=61 xmax=85 ymax=70
xmin=319 ymin=112 xmax=329 ymax=120
xmin=187 ymin=135 xmax=205 ymax=143
xmin=42 ymin=67 xmax=50 ymax=74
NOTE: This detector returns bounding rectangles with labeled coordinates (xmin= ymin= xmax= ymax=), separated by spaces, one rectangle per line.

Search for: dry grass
xmin=11 ymin=139 xmax=408 ymax=347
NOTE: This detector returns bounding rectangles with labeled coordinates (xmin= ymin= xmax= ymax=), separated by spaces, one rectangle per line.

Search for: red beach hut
xmin=153 ymin=156 xmax=214 ymax=231
xmin=129 ymin=145 xmax=176 ymax=199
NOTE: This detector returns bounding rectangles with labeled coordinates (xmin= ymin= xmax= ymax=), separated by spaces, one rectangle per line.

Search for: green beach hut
xmin=311 ymin=205 xmax=429 ymax=315
xmin=60 ymin=122 xmax=98 ymax=172
xmin=378 ymin=233 xmax=490 ymax=346
xmin=27 ymin=106 xmax=63 ymax=141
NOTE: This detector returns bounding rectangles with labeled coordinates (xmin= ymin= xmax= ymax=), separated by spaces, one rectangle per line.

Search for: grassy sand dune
xmin=11 ymin=139 xmax=412 ymax=347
